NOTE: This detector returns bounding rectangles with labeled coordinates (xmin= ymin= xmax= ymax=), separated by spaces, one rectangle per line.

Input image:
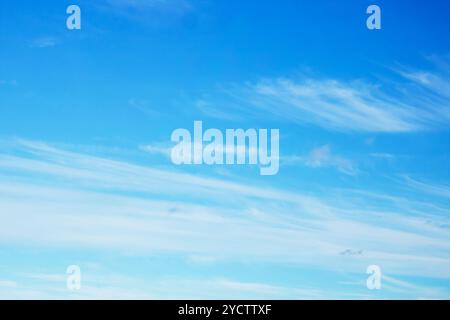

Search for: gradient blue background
xmin=0 ymin=0 xmax=449 ymax=299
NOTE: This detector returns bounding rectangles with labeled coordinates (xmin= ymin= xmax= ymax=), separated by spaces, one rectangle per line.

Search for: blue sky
xmin=0 ymin=0 xmax=450 ymax=299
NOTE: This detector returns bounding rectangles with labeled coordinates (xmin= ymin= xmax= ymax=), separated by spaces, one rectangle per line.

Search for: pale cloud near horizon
xmin=0 ymin=272 xmax=328 ymax=299
xmin=3 ymin=269 xmax=444 ymax=299
xmin=1 ymin=138 xmax=450 ymax=286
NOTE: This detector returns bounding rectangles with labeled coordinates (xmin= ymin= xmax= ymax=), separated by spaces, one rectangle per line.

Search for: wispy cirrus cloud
xmin=198 ymin=57 xmax=450 ymax=133
xmin=395 ymin=55 xmax=450 ymax=99
xmin=404 ymin=176 xmax=450 ymax=199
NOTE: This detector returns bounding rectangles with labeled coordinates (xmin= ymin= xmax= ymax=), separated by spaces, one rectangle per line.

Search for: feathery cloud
xmin=198 ymin=58 xmax=450 ymax=132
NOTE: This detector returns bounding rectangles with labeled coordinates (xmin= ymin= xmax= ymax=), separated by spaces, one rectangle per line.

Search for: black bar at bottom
xmin=1 ymin=300 xmax=448 ymax=319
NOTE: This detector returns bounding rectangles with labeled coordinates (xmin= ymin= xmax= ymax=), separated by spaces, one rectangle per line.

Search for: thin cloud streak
xmin=283 ymin=144 xmax=358 ymax=176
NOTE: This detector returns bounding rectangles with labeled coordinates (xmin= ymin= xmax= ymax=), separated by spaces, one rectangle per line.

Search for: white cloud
xmin=198 ymin=58 xmax=450 ymax=132
xmin=395 ymin=55 xmax=450 ymax=99
xmin=1 ymin=139 xmax=450 ymax=283
xmin=249 ymin=78 xmax=426 ymax=132
xmin=283 ymin=145 xmax=357 ymax=175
